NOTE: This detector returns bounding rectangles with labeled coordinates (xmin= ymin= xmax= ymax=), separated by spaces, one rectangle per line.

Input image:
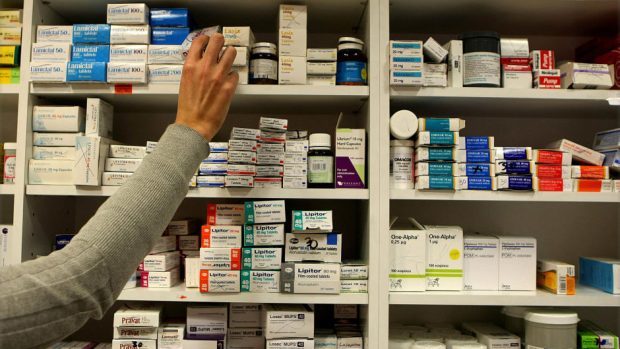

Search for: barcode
xmin=311 ymin=163 xmax=328 ymax=171
xmin=559 ymin=276 xmax=567 ymax=293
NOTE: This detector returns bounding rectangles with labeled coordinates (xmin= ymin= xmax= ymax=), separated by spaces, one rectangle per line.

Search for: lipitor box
xmin=105 ymin=158 xmax=142 ymax=172
xmin=107 ymin=4 xmax=149 ymax=24
xmin=223 ymin=26 xmax=255 ymax=47
xmin=113 ymin=326 xmax=158 ymax=339
xmin=279 ymin=4 xmax=307 ymax=29
xmin=336 ymin=129 xmax=366 ymax=188
xmin=199 ymin=270 xmax=240 ymax=293
xmin=112 ymin=339 xmax=156 ymax=349
xmin=186 ymin=306 xmax=227 ymax=340
xmin=279 ymin=56 xmax=307 ymax=85
xmin=109 ymin=44 xmax=148 ymax=62
xmin=33 ymin=132 xmax=83 ymax=147
xmin=280 ymin=262 xmax=341 ymax=294
xmin=71 ymin=44 xmax=110 ymax=62
xmin=33 ymin=106 xmax=85 ymax=132
xmin=228 ymin=328 xmax=265 ymax=349
xmin=242 ymin=247 xmax=282 ymax=270
xmin=33 ymin=146 xmax=75 ymax=160
xmin=107 ymin=62 xmax=147 ymax=83
xmin=207 ymin=203 xmax=244 ymax=225
xmin=147 ymin=45 xmax=184 ymax=64
xmin=560 ymin=62 xmax=613 ymax=89
xmin=548 ymin=139 xmax=605 ymax=166
xmin=199 ymin=247 xmax=242 ymax=270
xmin=149 ymin=235 xmax=177 ymax=254
xmin=109 ymin=145 xmax=145 ymax=159
xmin=245 ymin=200 xmax=286 ymax=224
xmin=229 ymin=303 xmax=263 ymax=327
xmin=141 ymin=250 xmax=180 ymax=272
xmin=243 ymin=224 xmax=285 ymax=246
xmin=148 ymin=64 xmax=183 ymax=83
xmin=263 ymin=304 xmax=314 ymax=339
xmin=464 ymin=235 xmax=499 ymax=291
xmin=66 ymin=62 xmax=107 ymax=83
xmin=74 ymin=136 xmax=116 ymax=186
xmin=241 ymin=270 xmax=281 ymax=293
xmin=31 ymin=42 xmax=72 ymax=62
xmin=110 ymin=25 xmax=150 ymax=44
xmin=86 ymin=98 xmax=114 ymax=138
xmin=37 ymin=25 xmax=73 ymax=43
xmin=267 ymin=339 xmax=315 ymax=349
xmin=291 ymin=210 xmax=333 ymax=232
xmin=28 ymin=160 xmax=73 ymax=185
xmin=141 ymin=267 xmax=180 ymax=288
xmin=201 ymin=225 xmax=242 ymax=248
xmin=498 ymin=236 xmax=536 ymax=291
xmin=30 ymin=62 xmax=67 ymax=83
xmin=73 ymin=24 xmax=111 ymax=44
xmin=113 ymin=304 xmax=162 ymax=327
xmin=285 ymin=232 xmax=342 ymax=263
xmin=537 ymin=259 xmax=576 ymax=295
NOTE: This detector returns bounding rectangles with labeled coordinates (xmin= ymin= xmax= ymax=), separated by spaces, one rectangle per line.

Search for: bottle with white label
xmin=308 ymin=133 xmax=334 ymax=188
xmin=250 ymin=42 xmax=278 ymax=85
xmin=390 ymin=140 xmax=414 ymax=189
xmin=3 ymin=142 xmax=16 ymax=184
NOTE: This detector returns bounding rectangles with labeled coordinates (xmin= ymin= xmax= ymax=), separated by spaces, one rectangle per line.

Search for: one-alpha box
xmin=263 ymin=304 xmax=314 ymax=339
xmin=426 ymin=225 xmax=463 ymax=291
xmin=389 ymin=218 xmax=427 ymax=292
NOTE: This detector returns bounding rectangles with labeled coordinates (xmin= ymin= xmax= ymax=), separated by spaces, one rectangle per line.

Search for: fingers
xmin=187 ymin=35 xmax=210 ymax=62
xmin=216 ymin=46 xmax=238 ymax=76
xmin=203 ymin=33 xmax=225 ymax=67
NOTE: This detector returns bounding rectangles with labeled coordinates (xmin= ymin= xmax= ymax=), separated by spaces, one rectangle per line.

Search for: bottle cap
xmin=390 ymin=110 xmax=418 ymax=139
xmin=309 ymin=133 xmax=331 ymax=148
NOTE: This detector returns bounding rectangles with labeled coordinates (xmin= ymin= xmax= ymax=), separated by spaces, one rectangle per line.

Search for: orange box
xmin=571 ymin=166 xmax=610 ymax=179
xmin=537 ymin=260 xmax=576 ymax=295
xmin=199 ymin=270 xmax=240 ymax=293
xmin=573 ymin=179 xmax=613 ymax=192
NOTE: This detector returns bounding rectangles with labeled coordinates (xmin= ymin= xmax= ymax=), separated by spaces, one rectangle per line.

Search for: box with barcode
xmin=537 ymin=259 xmax=575 ymax=295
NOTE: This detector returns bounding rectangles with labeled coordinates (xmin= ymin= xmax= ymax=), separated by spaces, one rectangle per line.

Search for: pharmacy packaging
xmin=279 ymin=56 xmax=307 ymax=85
xmin=71 ymin=45 xmax=110 ymax=62
xmin=283 ymin=176 xmax=307 ymax=189
xmin=228 ymin=46 xmax=249 ymax=66
xmin=279 ymin=4 xmax=307 ymax=28
xmin=207 ymin=203 xmax=244 ymax=225
xmin=495 ymin=160 xmax=535 ymax=175
xmin=283 ymin=164 xmax=307 ymax=177
xmin=200 ymin=164 xmax=226 ymax=176
xmin=0 ymin=67 xmax=20 ymax=84
xmin=495 ymin=147 xmax=532 ymax=160
xmin=140 ymin=267 xmax=180 ymax=288
xmin=335 ymin=129 xmax=365 ymax=188
xmin=391 ymin=54 xmax=423 ymax=71
xmin=255 ymin=177 xmax=283 ymax=188
xmin=340 ymin=280 xmax=368 ymax=293
xmin=456 ymin=149 xmax=495 ymax=163
xmin=524 ymin=310 xmax=579 ymax=349
xmin=107 ymin=62 xmax=147 ymax=83
xmin=149 ymin=235 xmax=177 ymax=254
xmin=33 ymin=132 xmax=83 ymax=147
xmin=182 ymin=340 xmax=221 ymax=349
xmin=229 ymin=303 xmax=263 ymax=327
xmin=457 ymin=163 xmax=494 ymax=177
xmin=263 ymin=304 xmax=314 ymax=339
xmin=341 ymin=263 xmax=369 ymax=280
xmin=112 ymin=339 xmax=156 ymax=349
xmin=199 ymin=247 xmax=241 ymax=270
xmin=530 ymin=50 xmax=555 ymax=70
xmin=200 ymin=225 xmax=242 ymax=248
xmin=147 ymin=45 xmax=184 ymax=64
xmin=240 ymin=270 xmax=281 ymax=293
xmin=533 ymin=69 xmax=561 ymax=89
xmin=533 ymin=149 xmax=572 ymax=165
xmin=233 ymin=65 xmax=249 ymax=84
xmin=152 ymin=27 xmax=191 ymax=45
xmin=0 ymin=46 xmax=19 ymax=67
xmin=228 ymin=328 xmax=265 ymax=349
xmin=536 ymin=259 xmax=576 ymax=295
xmin=110 ymin=25 xmax=150 ymax=44
xmin=0 ymin=9 xmax=21 ymax=25
xmin=113 ymin=304 xmax=162 ymax=327
xmin=31 ymin=42 xmax=72 ymax=62
xmin=559 ymin=62 xmax=613 ymax=89
xmin=442 ymin=40 xmax=463 ymax=87
xmin=463 ymin=235 xmax=499 ymax=291
xmin=243 ymin=224 xmax=285 ymax=246
xmin=307 ymin=62 xmax=337 ymax=75
xmin=73 ymin=24 xmax=110 ymax=44
xmin=259 ymin=117 xmax=288 ymax=132
xmin=267 ymin=339 xmax=314 ymax=349
xmin=229 ymin=139 xmax=257 ymax=152
xmin=141 ymin=250 xmax=180 ymax=272
xmin=148 ymin=64 xmax=183 ymax=83
xmin=307 ymin=48 xmax=337 ymax=61
xmin=256 ymin=151 xmax=284 ymax=165
xmin=416 ymin=162 xmax=457 ymax=176
xmin=244 ymin=200 xmax=286 ymax=224
xmin=579 ymin=257 xmax=620 ymax=294
xmin=571 ymin=165 xmax=610 ymax=179
xmin=74 ymin=136 xmax=116 ymax=186
xmin=107 ymin=4 xmax=149 ymax=24
xmin=30 ymin=62 xmax=67 ymax=83
xmin=167 ymin=219 xmax=199 ymax=236
xmin=146 ymin=141 xmax=157 ymax=153
xmin=286 ymin=140 xmax=309 ymax=152
xmin=86 ymin=98 xmax=114 ymax=138
xmin=390 ymin=40 xmax=424 ymax=57
xmin=158 ymin=324 xmax=185 ymax=349
xmin=285 ymin=152 xmax=308 ymax=164
xmin=464 ymin=323 xmax=520 ymax=349
xmin=502 ymin=64 xmax=532 ymax=89
xmin=150 ymin=8 xmax=190 ymax=27
xmin=0 ymin=26 xmax=21 ymax=45
xmin=227 ymin=164 xmax=256 ymax=176
xmin=37 ymin=25 xmax=73 ymax=42
xmin=533 ymin=178 xmax=573 ymax=192
xmin=548 ymin=139 xmax=605 ymax=165
xmin=102 ymin=172 xmax=132 ymax=186
xmin=223 ymin=26 xmax=255 ymax=47
xmin=33 ymin=106 xmax=85 ymax=132
xmin=279 ymin=27 xmax=307 ymax=56
xmin=416 ymin=131 xmax=459 ymax=147
xmin=185 ymin=258 xmax=200 ymax=288
xmin=231 ymin=127 xmax=261 ymax=141
xmin=390 ymin=71 xmax=423 ymax=86
xmin=497 ymin=174 xmax=533 ymax=190
xmin=242 ymin=247 xmax=282 ymax=270
xmin=199 ymin=270 xmax=240 ymax=293
xmin=256 ymin=165 xmax=284 ymax=177
xmin=426 ymin=225 xmax=463 ymax=291
xmin=307 ymin=75 xmax=336 ymax=86
xmin=33 ymin=146 xmax=75 ymax=160
xmin=105 ymin=158 xmax=142 ymax=173
xmin=593 ymin=128 xmax=620 ymax=151
xmin=54 ymin=234 xmax=74 ymax=250
xmin=573 ymin=179 xmax=613 ymax=192
xmin=418 ymin=118 xmax=465 ymax=133
xmin=204 ymin=152 xmax=228 ymax=163
xmin=186 ymin=306 xmax=227 ymax=340
xmin=285 ymin=232 xmax=342 ymax=263
xmin=109 ymin=44 xmax=148 ymax=62
xmin=415 ymin=147 xmax=455 ymax=162
xmin=281 ymin=262 xmax=341 ymax=294
xmin=113 ymin=326 xmax=158 ymax=339
xmin=291 ymin=210 xmax=333 ymax=232
xmin=498 ymin=236 xmax=536 ymax=290
xmin=424 ymin=37 xmax=448 ymax=63
xmin=578 ymin=321 xmax=619 ymax=349
xmin=178 ymin=235 xmax=199 ymax=250
xmin=109 ymin=145 xmax=145 ymax=159
xmin=225 ymin=175 xmax=254 ymax=187
xmin=415 ymin=175 xmax=456 ymax=190
xmin=66 ymin=62 xmax=107 ymax=82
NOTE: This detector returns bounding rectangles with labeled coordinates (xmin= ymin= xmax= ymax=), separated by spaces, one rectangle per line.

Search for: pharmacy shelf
xmin=390 ymin=189 xmax=620 ymax=203
xmin=389 ymin=286 xmax=620 ymax=307
xmin=0 ymin=184 xmax=16 ymax=195
xmin=26 ymin=185 xmax=370 ymax=200
xmin=0 ymin=85 xmax=19 ymax=95
xmin=118 ymin=285 xmax=369 ymax=304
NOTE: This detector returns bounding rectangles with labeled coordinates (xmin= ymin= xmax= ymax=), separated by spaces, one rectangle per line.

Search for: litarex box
xmin=245 ymin=200 xmax=286 ymax=224
xmin=32 ymin=106 xmax=85 ymax=132
xmin=280 ymin=262 xmax=341 ymax=294
xmin=241 ymin=270 xmax=281 ymax=293
xmin=113 ymin=304 xmax=162 ymax=327
xmin=336 ymin=129 xmax=365 ymax=188
xmin=86 ymin=98 xmax=114 ymax=138
xmin=74 ymin=136 xmax=115 ymax=186
xmin=207 ymin=204 xmax=245 ymax=225
xmin=426 ymin=225 xmax=464 ymax=291
xmin=186 ymin=306 xmax=227 ymax=340
xmin=242 ymin=247 xmax=282 ymax=270
xmin=199 ymin=270 xmax=240 ymax=293
xmin=243 ymin=224 xmax=285 ymax=246
xmin=200 ymin=225 xmax=242 ymax=248
xmin=498 ymin=236 xmax=537 ymax=291
xmin=285 ymin=232 xmax=342 ymax=263
xmin=292 ymin=210 xmax=333 ymax=232
xmin=389 ymin=217 xmax=427 ymax=292
xmin=463 ymin=235 xmax=499 ymax=291
xmin=229 ymin=303 xmax=263 ymax=327
xmin=263 ymin=304 xmax=314 ymax=339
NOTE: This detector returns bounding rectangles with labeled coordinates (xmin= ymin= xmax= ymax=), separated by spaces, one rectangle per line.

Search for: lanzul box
xmin=285 ymin=232 xmax=342 ymax=263
xmin=242 ymin=247 xmax=282 ymax=270
xmin=389 ymin=218 xmax=427 ymax=292
xmin=280 ymin=262 xmax=341 ymax=294
xmin=336 ymin=129 xmax=365 ymax=188
xmin=426 ymin=225 xmax=463 ymax=291
xmin=86 ymin=98 xmax=114 ymax=138
xmin=245 ymin=200 xmax=286 ymax=224
xmin=292 ymin=210 xmax=333 ymax=232
xmin=463 ymin=235 xmax=499 ymax=291
xmin=243 ymin=224 xmax=285 ymax=246
xmin=241 ymin=270 xmax=280 ymax=293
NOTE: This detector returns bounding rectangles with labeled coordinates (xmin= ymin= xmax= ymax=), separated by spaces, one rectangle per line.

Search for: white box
xmin=286 ymin=140 xmax=309 ymax=153
xmin=148 ymin=45 xmax=184 ymax=64
xmin=148 ymin=64 xmax=183 ymax=83
xmin=207 ymin=203 xmax=244 ymax=225
xmin=263 ymin=304 xmax=314 ymax=339
xmin=498 ymin=236 xmax=537 ymax=291
xmin=33 ymin=132 xmax=82 ymax=147
xmin=559 ymin=62 xmax=613 ymax=89
xmin=167 ymin=219 xmax=199 ymax=236
xmin=244 ymin=200 xmax=286 ymax=224
xmin=109 ymin=145 xmax=145 ymax=159
xmin=204 ymin=152 xmax=228 ymax=164
xmin=426 ymin=225 xmax=463 ymax=291
xmin=200 ymin=225 xmax=242 ymax=248
xmin=107 ymin=62 xmax=148 ymax=83
xmin=389 ymin=218 xmax=427 ymax=292
xmin=240 ymin=270 xmax=281 ymax=293
xmin=149 ymin=235 xmax=177 ymax=254
xmin=113 ymin=326 xmax=158 ymax=339
xmin=227 ymin=164 xmax=256 ymax=176
xmin=179 ymin=235 xmax=199 ymax=250
xmin=279 ymin=28 xmax=307 ymax=57
xmin=285 ymin=232 xmax=342 ymax=263
xmin=223 ymin=27 xmax=255 ymax=47
xmin=279 ymin=56 xmax=307 ymax=85
xmin=112 ymin=339 xmax=156 ymax=349
xmin=33 ymin=106 xmax=85 ymax=132
xmin=279 ymin=4 xmax=307 ymax=29
xmin=74 ymin=136 xmax=116 ymax=186
xmin=280 ymin=262 xmax=341 ymax=294
xmin=341 ymin=263 xmax=368 ymax=280
xmin=225 ymin=175 xmax=254 ymax=187
xmin=464 ymin=235 xmax=499 ymax=291
xmin=110 ymin=24 xmax=150 ymax=44
xmin=199 ymin=270 xmax=240 ymax=293
xmin=548 ymin=139 xmax=605 ymax=166
xmin=291 ymin=210 xmax=333 ymax=232
xmin=146 ymin=141 xmax=157 ymax=153
xmin=28 ymin=160 xmax=73 ymax=185
xmin=186 ymin=257 xmax=200 ymax=288
xmin=229 ymin=139 xmax=257 ymax=152
xmin=199 ymin=247 xmax=241 ymax=270
xmin=110 ymin=44 xmax=148 ymax=62
xmin=260 ymin=117 xmax=288 ymax=132
xmin=233 ymin=65 xmax=249 ymax=84
xmin=228 ymin=328 xmax=265 ymax=349
xmin=340 ymin=280 xmax=368 ymax=293
xmin=307 ymin=75 xmax=336 ymax=86
xmin=242 ymin=247 xmax=282 ymax=270
xmin=231 ymin=127 xmax=261 ymax=141
xmin=158 ymin=324 xmax=185 ymax=349
xmin=31 ymin=42 xmax=72 ymax=62
xmin=141 ymin=267 xmax=180 ymax=288
xmin=33 ymin=146 xmax=75 ymax=160
xmin=390 ymin=70 xmax=423 ymax=86
xmin=107 ymin=4 xmax=149 ymax=24
xmin=423 ymin=37 xmax=448 ymax=63
xmin=113 ymin=304 xmax=162 ymax=327
xmin=267 ymin=339 xmax=314 ymax=349
xmin=243 ymin=224 xmax=285 ymax=246
xmin=102 ymin=172 xmax=132 ymax=186
xmin=0 ymin=26 xmax=21 ymax=45
xmin=30 ymin=62 xmax=67 ymax=83
xmin=390 ymin=40 xmax=423 ymax=57
xmin=229 ymin=303 xmax=263 ymax=327
xmin=307 ymin=62 xmax=337 ymax=75
xmin=182 ymin=340 xmax=220 ymax=349
xmin=502 ymin=64 xmax=532 ymax=89
xmin=186 ymin=306 xmax=227 ymax=340
xmin=307 ymin=48 xmax=337 ymax=61
xmin=86 ymin=98 xmax=114 ymax=138
xmin=255 ymin=165 xmax=284 ymax=177
xmin=260 ymin=130 xmax=287 ymax=144
xmin=254 ymin=177 xmax=283 ymax=188
xmin=142 ymin=251 xmax=180 ymax=272
xmin=37 ymin=25 xmax=73 ymax=42
xmin=283 ymin=164 xmax=307 ymax=177
xmin=257 ymin=143 xmax=285 ymax=153
xmin=105 ymin=158 xmax=142 ymax=172
xmin=443 ymin=40 xmax=463 ymax=88
xmin=500 ymin=38 xmax=529 ymax=58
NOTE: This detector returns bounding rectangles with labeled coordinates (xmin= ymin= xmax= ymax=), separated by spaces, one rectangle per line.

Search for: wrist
xmin=174 ymin=121 xmax=215 ymax=141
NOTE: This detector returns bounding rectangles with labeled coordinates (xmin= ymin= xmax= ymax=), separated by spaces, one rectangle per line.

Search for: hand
xmin=175 ymin=33 xmax=239 ymax=140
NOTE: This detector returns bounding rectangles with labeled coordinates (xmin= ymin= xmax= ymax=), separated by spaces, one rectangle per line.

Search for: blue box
xmin=150 ymin=8 xmax=190 ymax=27
xmin=460 ymin=136 xmax=494 ymax=150
xmin=579 ymin=257 xmax=620 ymax=294
xmin=151 ymin=27 xmax=190 ymax=45
xmin=55 ymin=234 xmax=75 ymax=250
xmin=461 ymin=163 xmax=492 ymax=177
xmin=496 ymin=160 xmax=533 ymax=175
xmin=497 ymin=175 xmax=532 ymax=191
xmin=461 ymin=177 xmax=495 ymax=190
xmin=67 ymin=62 xmax=107 ymax=82
xmin=72 ymin=24 xmax=111 ymax=44
xmin=71 ymin=45 xmax=110 ymax=62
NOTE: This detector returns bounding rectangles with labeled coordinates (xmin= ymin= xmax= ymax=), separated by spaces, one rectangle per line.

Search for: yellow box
xmin=537 ymin=259 xmax=576 ymax=295
xmin=0 ymin=67 xmax=19 ymax=84
xmin=0 ymin=46 xmax=20 ymax=66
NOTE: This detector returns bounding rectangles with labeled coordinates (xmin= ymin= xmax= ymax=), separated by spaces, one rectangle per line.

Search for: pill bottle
xmin=390 ymin=110 xmax=418 ymax=140
xmin=308 ymin=133 xmax=334 ymax=188
xmin=524 ymin=309 xmax=579 ymax=349
xmin=502 ymin=306 xmax=531 ymax=338
xmin=459 ymin=31 xmax=501 ymax=87
xmin=336 ymin=37 xmax=368 ymax=86
xmin=250 ymin=42 xmax=278 ymax=85
xmin=412 ymin=341 xmax=446 ymax=349
xmin=3 ymin=142 xmax=16 ymax=184
xmin=390 ymin=140 xmax=414 ymax=189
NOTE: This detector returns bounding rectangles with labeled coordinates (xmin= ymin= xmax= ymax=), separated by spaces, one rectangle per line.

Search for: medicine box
xmin=73 ymin=24 xmax=110 ymax=44
xmin=74 ymin=136 xmax=115 ymax=186
xmin=199 ymin=270 xmax=240 ymax=293
xmin=560 ymin=62 xmax=613 ymax=89
xmin=104 ymin=158 xmax=142 ymax=172
xmin=0 ymin=67 xmax=19 ymax=84
xmin=149 ymin=235 xmax=177 ymax=254
xmin=33 ymin=132 xmax=83 ymax=147
xmin=225 ymin=175 xmax=254 ymax=187
xmin=573 ymin=179 xmax=613 ymax=192
xmin=113 ymin=326 xmax=158 ymax=339
xmin=32 ymin=106 xmax=85 ymax=132
xmin=33 ymin=147 xmax=75 ymax=161
xmin=204 ymin=152 xmax=228 ymax=164
xmin=147 ymin=45 xmax=184 ymax=64
xmin=391 ymin=56 xmax=423 ymax=71
xmin=283 ymin=176 xmax=307 ymax=189
xmin=423 ymin=37 xmax=448 ymax=63
xmin=112 ymin=340 xmax=156 ymax=349
xmin=578 ymin=321 xmax=619 ymax=349
xmin=283 ymin=164 xmax=307 ymax=177
xmin=200 ymin=163 xmax=226 ymax=176
xmin=279 ymin=56 xmax=307 ymax=85
xmin=416 ymin=162 xmax=457 ymax=176
xmin=223 ymin=27 xmax=255 ymax=47
xmin=500 ymin=38 xmax=529 ymax=58
xmin=533 ymin=69 xmax=561 ymax=89
xmin=336 ymin=129 xmax=366 ymax=188
xmin=259 ymin=117 xmax=288 ymax=132
xmin=533 ymin=178 xmax=573 ymax=192
xmin=199 ymin=247 xmax=242 ymax=270
xmin=0 ymin=9 xmax=21 ymax=26
xmin=340 ymin=280 xmax=368 ymax=293
xmin=593 ymin=128 xmax=620 ymax=151
xmin=54 ymin=234 xmax=74 ymax=250
xmin=495 ymin=147 xmax=532 ymax=161
xmin=457 ymin=163 xmax=495 ymax=177
xmin=254 ymin=177 xmax=283 ymax=188
xmin=292 ymin=210 xmax=333 ymax=232
xmin=256 ymin=152 xmax=284 ymax=166
xmin=107 ymin=4 xmax=149 ymax=24
xmin=107 ymin=62 xmax=147 ymax=83
xmin=148 ymin=64 xmax=183 ymax=83
xmin=109 ymin=44 xmax=148 ymax=62
xmin=266 ymin=339 xmax=315 ymax=349
xmin=71 ymin=44 xmax=110 ymax=62
xmin=443 ymin=40 xmax=463 ymax=88
xmin=307 ymin=75 xmax=336 ymax=86
xmin=227 ymin=165 xmax=256 ymax=176
xmin=307 ymin=62 xmax=337 ymax=75
xmin=285 ymin=232 xmax=342 ymax=263
xmin=182 ymin=340 xmax=221 ymax=349
xmin=390 ymin=71 xmax=423 ymax=86
xmin=167 ymin=219 xmax=199 ymax=236
xmin=151 ymin=27 xmax=190 ymax=45
xmin=178 ymin=235 xmax=200 ymax=250
xmin=228 ymin=328 xmax=265 ymax=349
xmin=497 ymin=175 xmax=533 ymax=191
xmin=110 ymin=25 xmax=150 ymax=44
xmin=109 ymin=145 xmax=145 ymax=159
xmin=601 ymin=149 xmax=619 ymax=170
xmin=390 ymin=40 xmax=423 ymax=57
xmin=286 ymin=140 xmax=309 ymax=153
xmin=150 ymin=8 xmax=191 ymax=27
xmin=66 ymin=62 xmax=107 ymax=83
xmin=207 ymin=203 xmax=244 ymax=225
xmin=572 ymin=165 xmax=610 ymax=179
xmin=240 ymin=270 xmax=281 ymax=293
xmin=495 ymin=160 xmax=534 ymax=175
xmin=37 ymin=25 xmax=73 ymax=43
xmin=307 ymin=48 xmax=337 ymax=61
xmin=30 ymin=62 xmax=67 ymax=83
xmin=141 ymin=267 xmax=180 ymax=288
xmin=532 ymin=149 xmax=572 ymax=165
xmin=186 ymin=306 xmax=227 ymax=340
xmin=263 ymin=304 xmax=314 ymax=339
xmin=185 ymin=257 xmax=200 ymax=287
xmin=548 ymin=139 xmax=605 ymax=165
xmin=579 ymin=257 xmax=620 ymax=294
xmin=31 ymin=42 xmax=72 ymax=62
xmin=279 ymin=4 xmax=307 ymax=29
xmin=231 ymin=127 xmax=260 ymax=141
xmin=242 ymin=247 xmax=282 ymax=270
xmin=502 ymin=64 xmax=532 ymax=89
xmin=200 ymin=225 xmax=242 ymax=248
xmin=415 ymin=147 xmax=455 ymax=162
xmin=256 ymin=165 xmax=284 ymax=177
xmin=463 ymin=235 xmax=499 ymax=291
xmin=530 ymin=50 xmax=556 ymax=70
xmin=497 ymin=236 xmax=536 ymax=290
xmin=142 ymin=250 xmax=180 ymax=272
xmin=157 ymin=324 xmax=185 ymax=348
xmin=86 ymin=98 xmax=114 ymax=138
xmin=415 ymin=175 xmax=456 ymax=190
xmin=281 ymin=262 xmax=341 ymax=294
xmin=229 ymin=139 xmax=257 ymax=152
xmin=0 ymin=26 xmax=21 ymax=45
xmin=244 ymin=224 xmax=285 ymax=246
xmin=537 ymin=259 xmax=576 ymax=295
xmin=260 ymin=130 xmax=287 ymax=144
xmin=416 ymin=131 xmax=459 ymax=147
xmin=341 ymin=263 xmax=369 ymax=280
xmin=233 ymin=65 xmax=249 ymax=84
xmin=244 ymin=200 xmax=286 ymax=224
xmin=113 ymin=304 xmax=162 ymax=327
xmin=229 ymin=303 xmax=263 ymax=327
xmin=426 ymin=225 xmax=463 ymax=291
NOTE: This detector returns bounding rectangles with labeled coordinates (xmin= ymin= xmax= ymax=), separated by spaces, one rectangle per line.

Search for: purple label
xmin=508 ymin=175 xmax=533 ymax=190
xmin=497 ymin=160 xmax=532 ymax=174
xmin=336 ymin=156 xmax=364 ymax=188
xmin=502 ymin=147 xmax=527 ymax=160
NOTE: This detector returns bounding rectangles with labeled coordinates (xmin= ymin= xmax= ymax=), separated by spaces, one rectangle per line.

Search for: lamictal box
xmin=31 ymin=42 xmax=72 ymax=62
xmin=243 ymin=224 xmax=285 ymax=246
xmin=148 ymin=64 xmax=183 ymax=83
xmin=280 ymin=262 xmax=341 ymax=294
xmin=199 ymin=270 xmax=240 ymax=293
xmin=71 ymin=44 xmax=110 ymax=62
xmin=37 ymin=26 xmax=73 ymax=43
xmin=66 ymin=62 xmax=107 ymax=82
xmin=73 ymin=24 xmax=111 ymax=44
xmin=147 ymin=45 xmax=184 ymax=64
xmin=200 ymin=225 xmax=242 ymax=248
xmin=30 ymin=62 xmax=67 ymax=83
xmin=107 ymin=62 xmax=147 ymax=83
xmin=110 ymin=44 xmax=148 ymax=62
xmin=241 ymin=270 xmax=281 ymax=293
xmin=107 ymin=4 xmax=149 ymax=24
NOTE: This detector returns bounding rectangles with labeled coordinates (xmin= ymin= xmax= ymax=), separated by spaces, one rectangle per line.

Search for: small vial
xmin=308 ymin=133 xmax=334 ymax=188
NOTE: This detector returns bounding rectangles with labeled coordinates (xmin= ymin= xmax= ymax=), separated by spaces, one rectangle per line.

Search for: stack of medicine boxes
xmin=0 ymin=9 xmax=21 ymax=83
xmin=113 ymin=304 xmax=162 ymax=348
xmin=264 ymin=304 xmax=315 ymax=348
xmin=283 ymin=126 xmax=308 ymax=189
xmin=457 ymin=135 xmax=497 ymax=191
xmin=106 ymin=4 xmax=150 ymax=84
xmin=258 ymin=117 xmax=288 ymax=188
xmin=223 ymin=26 xmax=254 ymax=85
xmin=30 ymin=25 xmax=72 ymax=83
xmin=199 ymin=203 xmax=243 ymax=293
xmin=278 ymin=4 xmax=307 ymax=85
xmin=495 ymin=146 xmax=535 ymax=191
xmin=139 ymin=232 xmax=180 ymax=288
xmin=571 ymin=163 xmax=612 ymax=192
xmin=198 ymin=138 xmax=228 ymax=188
xmin=227 ymin=304 xmax=265 ymax=348
xmin=595 ymin=128 xmax=620 ymax=187
xmin=104 ymin=143 xmax=144 ymax=180
xmin=227 ymin=127 xmax=258 ymax=188
xmin=422 ymin=37 xmax=448 ymax=87
xmin=340 ymin=263 xmax=369 ymax=293
xmin=186 ymin=305 xmax=227 ymax=346
xmin=306 ymin=47 xmax=338 ymax=86
xmin=500 ymin=38 xmax=532 ymax=89
xmin=389 ymin=40 xmax=423 ymax=86
xmin=413 ymin=117 xmax=461 ymax=190
xmin=68 ymin=24 xmax=111 ymax=83
xmin=148 ymin=8 xmax=190 ymax=83
xmin=531 ymin=149 xmax=573 ymax=192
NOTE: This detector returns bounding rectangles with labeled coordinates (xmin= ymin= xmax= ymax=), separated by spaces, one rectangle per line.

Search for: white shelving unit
xmin=0 ymin=84 xmax=19 ymax=94
xmin=0 ymin=185 xmax=16 ymax=195
xmin=391 ymin=189 xmax=620 ymax=203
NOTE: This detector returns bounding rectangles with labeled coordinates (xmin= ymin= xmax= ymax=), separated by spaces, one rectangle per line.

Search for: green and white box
xmin=240 ymin=270 xmax=280 ymax=293
xmin=426 ymin=225 xmax=463 ymax=291
xmin=292 ymin=210 xmax=333 ymax=232
xmin=389 ymin=217 xmax=427 ymax=292
xmin=242 ymin=247 xmax=282 ymax=270
xmin=243 ymin=224 xmax=285 ymax=246
xmin=245 ymin=200 xmax=286 ymax=224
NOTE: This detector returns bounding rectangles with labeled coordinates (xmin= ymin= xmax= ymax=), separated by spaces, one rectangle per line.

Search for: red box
xmin=533 ymin=69 xmax=561 ymax=89
xmin=535 ymin=165 xmax=567 ymax=179
xmin=535 ymin=178 xmax=567 ymax=192
xmin=501 ymin=57 xmax=529 ymax=66
xmin=530 ymin=50 xmax=556 ymax=70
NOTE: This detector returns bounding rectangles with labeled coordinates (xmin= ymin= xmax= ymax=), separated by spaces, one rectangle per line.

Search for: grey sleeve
xmin=0 ymin=124 xmax=209 ymax=349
